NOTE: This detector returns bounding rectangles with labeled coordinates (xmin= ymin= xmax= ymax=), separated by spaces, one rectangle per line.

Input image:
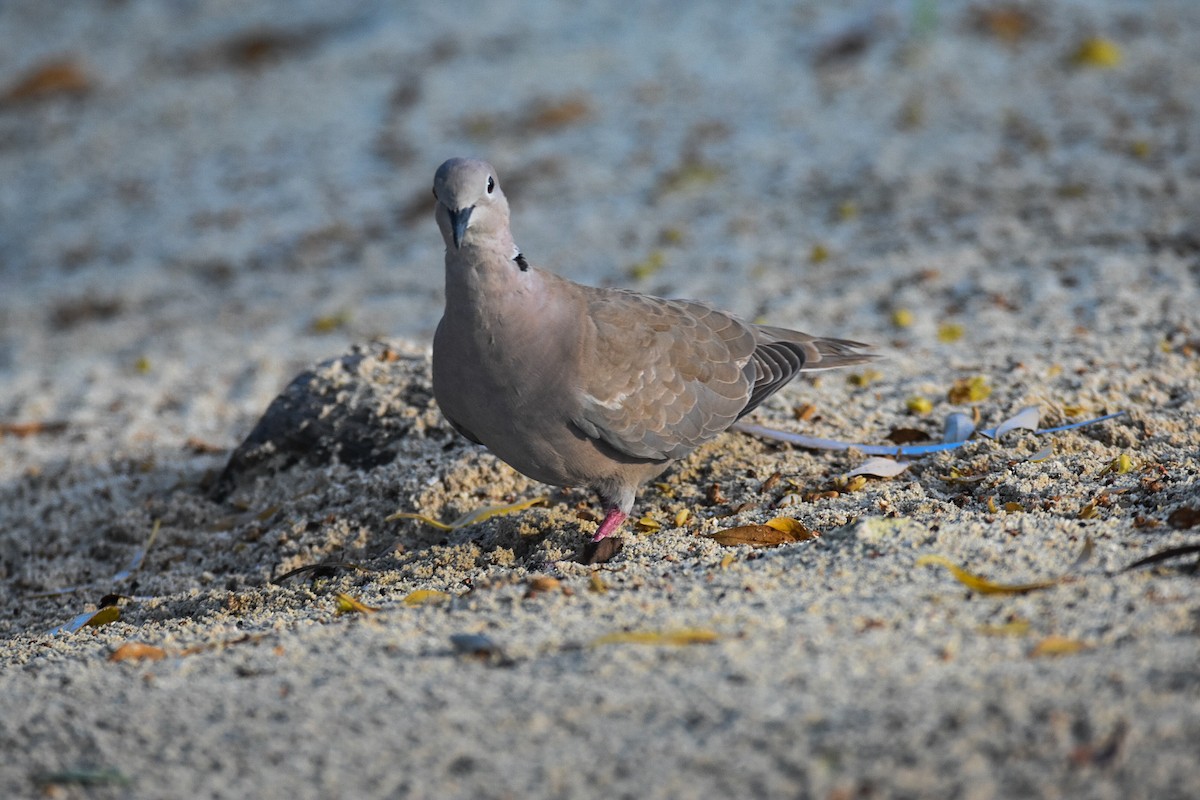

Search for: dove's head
xmin=433 ymin=158 xmax=512 ymax=251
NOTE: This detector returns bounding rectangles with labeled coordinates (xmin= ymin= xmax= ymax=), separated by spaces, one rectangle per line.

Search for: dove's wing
xmin=570 ymin=291 xmax=758 ymax=461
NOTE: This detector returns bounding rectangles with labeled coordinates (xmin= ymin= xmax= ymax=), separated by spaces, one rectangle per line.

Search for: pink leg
xmin=592 ymin=508 xmax=628 ymax=542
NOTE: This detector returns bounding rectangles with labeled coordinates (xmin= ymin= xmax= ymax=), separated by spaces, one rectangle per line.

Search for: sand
xmin=1 ymin=1 xmax=1198 ymax=798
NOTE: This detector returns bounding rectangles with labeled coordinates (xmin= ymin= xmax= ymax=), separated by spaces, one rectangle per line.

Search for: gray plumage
xmin=430 ymin=157 xmax=876 ymax=541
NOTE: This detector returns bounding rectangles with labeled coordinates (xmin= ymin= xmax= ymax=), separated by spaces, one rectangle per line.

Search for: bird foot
xmin=592 ymin=508 xmax=628 ymax=542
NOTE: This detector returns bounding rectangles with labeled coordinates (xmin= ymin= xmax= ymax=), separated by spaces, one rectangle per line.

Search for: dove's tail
xmin=754 ymin=325 xmax=880 ymax=372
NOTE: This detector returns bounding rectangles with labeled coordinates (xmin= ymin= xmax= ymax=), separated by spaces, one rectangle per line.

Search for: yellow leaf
xmin=917 ymin=555 xmax=1059 ymax=595
xmin=843 ymin=475 xmax=867 ymax=492
xmin=719 ymin=553 xmax=735 ymax=569
xmin=1099 ymin=454 xmax=1134 ymax=475
xmin=837 ymin=200 xmax=858 ymax=220
xmin=1030 ymin=635 xmax=1088 ymax=657
xmin=905 ymin=395 xmax=932 ymax=415
xmin=85 ymin=606 xmax=121 ymax=628
xmin=628 ymin=250 xmax=666 ymax=280
xmin=310 ymin=311 xmax=350 ymax=334
xmin=674 ymin=509 xmax=691 ymax=527
xmin=937 ymin=322 xmax=964 ymax=343
xmin=764 ymin=517 xmax=812 ymax=536
xmin=334 ymin=593 xmax=379 ymax=615
xmin=592 ymin=628 xmax=719 ymax=647
xmin=847 ymin=369 xmax=883 ymax=387
xmin=977 ymin=618 xmax=1032 ymax=637
xmin=987 ymin=496 xmax=999 ymax=514
xmin=636 ymin=516 xmax=661 ymax=531
xmin=588 ymin=573 xmax=609 ymax=593
xmin=403 ymin=589 xmax=451 ymax=607
xmin=1072 ymin=37 xmax=1121 ymax=68
xmin=134 ymin=356 xmax=151 ymax=375
xmin=891 ymin=308 xmax=914 ymax=328
xmin=809 ymin=243 xmax=829 ymax=263
xmin=387 ymin=496 xmax=547 ymax=530
xmin=1078 ymin=503 xmax=1101 ymax=519
xmin=1004 ymin=502 xmax=1024 ymax=513
xmin=948 ymin=375 xmax=991 ymax=404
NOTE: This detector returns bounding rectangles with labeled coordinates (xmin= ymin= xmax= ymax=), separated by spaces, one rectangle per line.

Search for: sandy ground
xmin=1 ymin=1 xmax=1198 ymax=798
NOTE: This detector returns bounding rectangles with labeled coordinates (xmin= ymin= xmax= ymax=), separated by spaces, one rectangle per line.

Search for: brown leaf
xmin=1167 ymin=506 xmax=1200 ymax=529
xmin=580 ymin=536 xmax=623 ymax=564
xmin=0 ymin=420 xmax=69 ymax=438
xmin=886 ymin=427 xmax=932 ymax=444
xmin=707 ymin=518 xmax=818 ymax=548
xmin=3 ymin=58 xmax=92 ymax=103
xmin=109 ymin=642 xmax=167 ymax=663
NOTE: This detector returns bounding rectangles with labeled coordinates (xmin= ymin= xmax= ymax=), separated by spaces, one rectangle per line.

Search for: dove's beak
xmin=448 ymin=206 xmax=473 ymax=249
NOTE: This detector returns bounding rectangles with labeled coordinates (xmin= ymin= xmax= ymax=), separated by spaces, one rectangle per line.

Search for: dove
xmin=430 ymin=157 xmax=876 ymax=542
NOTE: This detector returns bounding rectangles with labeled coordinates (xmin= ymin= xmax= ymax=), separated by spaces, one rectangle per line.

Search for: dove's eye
xmin=486 ymin=176 xmax=495 ymax=194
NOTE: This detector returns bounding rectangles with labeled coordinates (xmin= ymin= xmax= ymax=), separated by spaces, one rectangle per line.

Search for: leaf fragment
xmin=891 ymin=308 xmax=914 ymax=328
xmin=588 ymin=573 xmax=609 ymax=593
xmin=592 ymin=628 xmax=719 ymax=647
xmin=674 ymin=509 xmax=691 ymax=527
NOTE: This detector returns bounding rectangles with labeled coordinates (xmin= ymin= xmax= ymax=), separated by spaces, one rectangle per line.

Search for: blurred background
xmin=1 ymin=0 xmax=1196 ymax=455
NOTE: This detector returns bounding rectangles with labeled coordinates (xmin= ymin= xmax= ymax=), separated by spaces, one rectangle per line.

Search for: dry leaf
xmin=917 ymin=555 xmax=1059 ymax=595
xmin=1030 ymin=635 xmax=1088 ymax=657
xmin=580 ymin=536 xmax=623 ymax=564
xmin=109 ymin=642 xmax=167 ymax=663
xmin=707 ymin=517 xmax=817 ymax=547
xmin=3 ymin=58 xmax=92 ymax=103
xmin=334 ymin=593 xmax=379 ymax=614
xmin=588 ymin=573 xmax=609 ymax=593
xmin=387 ymin=496 xmax=547 ymax=530
xmin=403 ymin=589 xmax=451 ymax=607
xmin=526 ymin=576 xmax=560 ymax=595
xmin=948 ymin=376 xmax=991 ymax=404
xmin=977 ymin=618 xmax=1032 ymax=636
xmin=886 ymin=427 xmax=932 ymax=444
xmin=592 ymin=628 xmax=719 ymax=646
xmin=937 ymin=322 xmax=964 ymax=343
xmin=1166 ymin=507 xmax=1200 ymax=529
xmin=1072 ymin=37 xmax=1121 ymax=68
